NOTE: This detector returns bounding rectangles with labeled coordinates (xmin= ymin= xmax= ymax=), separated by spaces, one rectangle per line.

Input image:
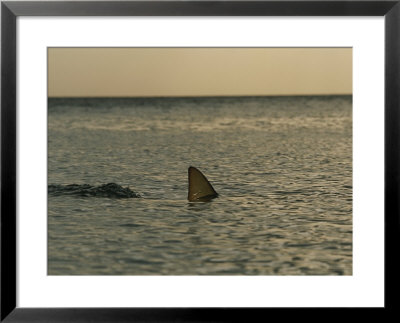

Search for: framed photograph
xmin=1 ymin=0 xmax=399 ymax=321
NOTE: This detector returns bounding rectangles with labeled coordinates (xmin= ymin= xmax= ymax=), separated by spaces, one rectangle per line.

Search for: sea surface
xmin=48 ymin=96 xmax=352 ymax=275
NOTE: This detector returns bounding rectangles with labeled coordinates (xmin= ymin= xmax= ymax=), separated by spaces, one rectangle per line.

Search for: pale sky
xmin=48 ymin=48 xmax=352 ymax=97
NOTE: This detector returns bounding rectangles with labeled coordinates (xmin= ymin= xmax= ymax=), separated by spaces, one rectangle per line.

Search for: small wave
xmin=48 ymin=183 xmax=141 ymax=198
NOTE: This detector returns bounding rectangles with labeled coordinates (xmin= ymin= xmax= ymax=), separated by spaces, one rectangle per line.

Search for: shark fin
xmin=188 ymin=166 xmax=218 ymax=202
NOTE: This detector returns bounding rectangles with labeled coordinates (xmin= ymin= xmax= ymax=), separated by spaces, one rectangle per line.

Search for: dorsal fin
xmin=188 ymin=166 xmax=218 ymax=201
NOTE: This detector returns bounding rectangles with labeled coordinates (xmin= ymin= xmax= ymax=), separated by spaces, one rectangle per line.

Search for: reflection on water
xmin=48 ymin=96 xmax=352 ymax=275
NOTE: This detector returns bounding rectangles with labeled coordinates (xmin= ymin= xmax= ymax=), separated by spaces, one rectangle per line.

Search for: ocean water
xmin=48 ymin=96 xmax=352 ymax=275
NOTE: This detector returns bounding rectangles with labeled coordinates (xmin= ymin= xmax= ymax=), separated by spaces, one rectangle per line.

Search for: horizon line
xmin=48 ymin=93 xmax=352 ymax=99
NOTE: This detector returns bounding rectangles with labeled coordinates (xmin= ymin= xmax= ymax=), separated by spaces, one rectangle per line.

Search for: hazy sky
xmin=48 ymin=48 xmax=352 ymax=97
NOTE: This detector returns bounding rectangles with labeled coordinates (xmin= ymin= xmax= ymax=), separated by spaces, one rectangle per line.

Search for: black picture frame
xmin=1 ymin=1 xmax=399 ymax=321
